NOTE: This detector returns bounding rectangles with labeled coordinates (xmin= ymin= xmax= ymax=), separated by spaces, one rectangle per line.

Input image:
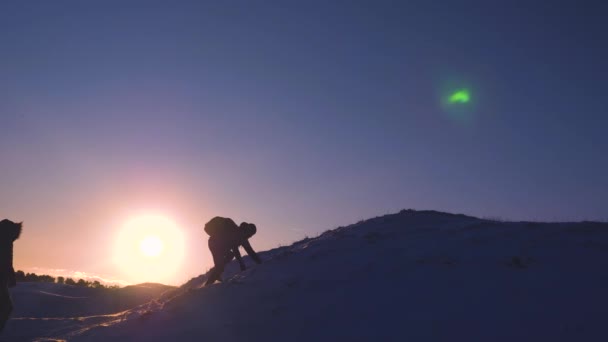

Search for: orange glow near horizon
xmin=113 ymin=214 xmax=186 ymax=284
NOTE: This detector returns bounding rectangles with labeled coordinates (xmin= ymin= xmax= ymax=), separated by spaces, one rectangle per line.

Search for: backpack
xmin=204 ymin=217 xmax=238 ymax=237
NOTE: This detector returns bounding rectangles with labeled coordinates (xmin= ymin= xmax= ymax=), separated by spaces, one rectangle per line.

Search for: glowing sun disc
xmin=114 ymin=214 xmax=185 ymax=284
xmin=139 ymin=235 xmax=164 ymax=257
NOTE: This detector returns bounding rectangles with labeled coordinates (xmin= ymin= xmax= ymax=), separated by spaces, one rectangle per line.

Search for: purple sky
xmin=1 ymin=1 xmax=607 ymax=284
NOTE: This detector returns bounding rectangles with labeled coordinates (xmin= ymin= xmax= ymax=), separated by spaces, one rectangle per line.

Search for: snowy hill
xmin=4 ymin=210 xmax=608 ymax=341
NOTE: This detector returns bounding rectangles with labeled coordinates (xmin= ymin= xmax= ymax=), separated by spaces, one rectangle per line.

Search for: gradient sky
xmin=1 ymin=1 xmax=607 ymax=285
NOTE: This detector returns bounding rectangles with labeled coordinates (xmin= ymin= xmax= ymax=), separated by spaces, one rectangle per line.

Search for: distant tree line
xmin=14 ymin=270 xmax=119 ymax=289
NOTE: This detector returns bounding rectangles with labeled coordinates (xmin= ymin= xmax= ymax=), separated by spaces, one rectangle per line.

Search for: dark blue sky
xmin=1 ymin=1 xmax=607 ymax=282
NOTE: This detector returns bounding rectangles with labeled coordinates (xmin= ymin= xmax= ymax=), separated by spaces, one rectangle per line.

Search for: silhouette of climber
xmin=0 ymin=219 xmax=22 ymax=333
xmin=204 ymin=217 xmax=261 ymax=286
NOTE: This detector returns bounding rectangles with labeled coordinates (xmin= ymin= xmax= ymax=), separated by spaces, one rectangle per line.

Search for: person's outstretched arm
xmin=232 ymin=247 xmax=247 ymax=270
xmin=242 ymin=240 xmax=262 ymax=264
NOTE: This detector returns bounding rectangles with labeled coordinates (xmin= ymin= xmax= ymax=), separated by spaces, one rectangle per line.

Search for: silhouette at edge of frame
xmin=204 ymin=217 xmax=262 ymax=286
xmin=0 ymin=219 xmax=22 ymax=333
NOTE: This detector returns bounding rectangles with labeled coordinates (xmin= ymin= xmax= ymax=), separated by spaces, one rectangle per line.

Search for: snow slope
xmin=4 ymin=210 xmax=608 ymax=341
xmin=3 ymin=282 xmax=173 ymax=341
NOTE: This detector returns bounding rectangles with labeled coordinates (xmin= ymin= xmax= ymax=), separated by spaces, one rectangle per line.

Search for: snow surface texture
xmin=3 ymin=283 xmax=173 ymax=341
xmin=3 ymin=210 xmax=608 ymax=341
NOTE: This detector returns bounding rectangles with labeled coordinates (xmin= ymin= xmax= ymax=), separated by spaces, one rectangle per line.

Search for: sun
xmin=139 ymin=235 xmax=164 ymax=257
xmin=114 ymin=214 xmax=186 ymax=284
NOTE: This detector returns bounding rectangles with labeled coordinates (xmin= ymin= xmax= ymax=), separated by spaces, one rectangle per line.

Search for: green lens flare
xmin=448 ymin=89 xmax=470 ymax=104
xmin=438 ymin=80 xmax=476 ymax=125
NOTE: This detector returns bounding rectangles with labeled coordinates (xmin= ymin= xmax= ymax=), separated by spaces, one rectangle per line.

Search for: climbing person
xmin=204 ymin=217 xmax=261 ymax=286
xmin=0 ymin=219 xmax=22 ymax=333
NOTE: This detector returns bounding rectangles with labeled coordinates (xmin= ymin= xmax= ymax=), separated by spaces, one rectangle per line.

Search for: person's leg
xmin=205 ymin=238 xmax=227 ymax=286
xmin=204 ymin=267 xmax=220 ymax=286
xmin=206 ymin=251 xmax=238 ymax=285
xmin=0 ymin=278 xmax=12 ymax=333
xmin=212 ymin=251 xmax=236 ymax=282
